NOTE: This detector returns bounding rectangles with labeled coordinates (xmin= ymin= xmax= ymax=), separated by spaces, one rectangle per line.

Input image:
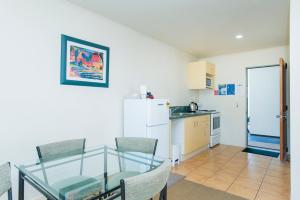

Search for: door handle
xmin=276 ymin=114 xmax=287 ymax=119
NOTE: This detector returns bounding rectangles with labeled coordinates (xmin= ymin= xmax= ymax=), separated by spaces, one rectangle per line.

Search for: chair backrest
xmin=36 ymin=138 xmax=86 ymax=162
xmin=0 ymin=162 xmax=12 ymax=200
xmin=120 ymin=159 xmax=171 ymax=200
xmin=115 ymin=137 xmax=158 ymax=155
xmin=36 ymin=139 xmax=86 ymax=185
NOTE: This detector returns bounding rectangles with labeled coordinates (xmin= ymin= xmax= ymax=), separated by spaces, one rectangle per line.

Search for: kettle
xmin=189 ymin=102 xmax=198 ymax=112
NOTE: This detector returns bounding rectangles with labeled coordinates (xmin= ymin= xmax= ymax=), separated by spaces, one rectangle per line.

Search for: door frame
xmin=245 ymin=64 xmax=280 ymax=151
xmin=279 ymin=58 xmax=288 ymax=161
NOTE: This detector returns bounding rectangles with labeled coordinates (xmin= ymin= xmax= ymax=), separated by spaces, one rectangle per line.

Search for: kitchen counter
xmin=169 ymin=111 xmax=212 ymax=120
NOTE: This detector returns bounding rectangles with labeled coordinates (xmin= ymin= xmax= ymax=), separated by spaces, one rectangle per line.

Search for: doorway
xmin=246 ymin=65 xmax=281 ymax=151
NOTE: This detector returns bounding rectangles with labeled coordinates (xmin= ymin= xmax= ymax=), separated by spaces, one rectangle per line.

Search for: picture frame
xmin=60 ymin=34 xmax=110 ymax=87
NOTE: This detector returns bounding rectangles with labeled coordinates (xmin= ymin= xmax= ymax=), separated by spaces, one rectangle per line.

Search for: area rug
xmin=155 ymin=180 xmax=247 ymax=200
xmin=243 ymin=147 xmax=279 ymax=158
xmin=167 ymin=173 xmax=185 ymax=187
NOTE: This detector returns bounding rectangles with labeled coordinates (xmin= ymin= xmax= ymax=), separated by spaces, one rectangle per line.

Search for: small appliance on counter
xmin=189 ymin=102 xmax=198 ymax=112
xmin=146 ymin=92 xmax=154 ymax=99
xmin=139 ymin=85 xmax=155 ymax=99
xmin=140 ymin=85 xmax=147 ymax=99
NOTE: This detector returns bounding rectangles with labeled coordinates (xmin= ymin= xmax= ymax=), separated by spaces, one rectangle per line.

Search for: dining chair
xmin=115 ymin=137 xmax=158 ymax=156
xmin=0 ymin=162 xmax=12 ymax=200
xmin=36 ymin=139 xmax=101 ymax=200
xmin=107 ymin=137 xmax=158 ymax=192
xmin=108 ymin=159 xmax=171 ymax=200
xmin=115 ymin=137 xmax=158 ymax=169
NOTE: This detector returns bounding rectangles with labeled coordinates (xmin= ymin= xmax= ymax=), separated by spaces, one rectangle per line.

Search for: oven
xmin=210 ymin=112 xmax=221 ymax=147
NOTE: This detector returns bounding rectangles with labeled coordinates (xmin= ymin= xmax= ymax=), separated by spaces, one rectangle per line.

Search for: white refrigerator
xmin=123 ymin=99 xmax=170 ymax=158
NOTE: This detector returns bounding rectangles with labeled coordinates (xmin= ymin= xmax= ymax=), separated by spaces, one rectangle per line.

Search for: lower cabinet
xmin=172 ymin=115 xmax=211 ymax=157
xmin=184 ymin=115 xmax=210 ymax=154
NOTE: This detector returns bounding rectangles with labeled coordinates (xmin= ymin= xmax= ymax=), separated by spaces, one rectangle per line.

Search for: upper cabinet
xmin=187 ymin=61 xmax=216 ymax=90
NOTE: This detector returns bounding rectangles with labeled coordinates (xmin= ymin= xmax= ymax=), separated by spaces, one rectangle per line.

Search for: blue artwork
xmin=218 ymin=84 xmax=227 ymax=95
xmin=227 ymin=84 xmax=235 ymax=95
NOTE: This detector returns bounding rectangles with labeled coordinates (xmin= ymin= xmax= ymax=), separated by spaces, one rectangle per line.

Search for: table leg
xmin=8 ymin=188 xmax=12 ymax=200
xmin=164 ymin=184 xmax=168 ymax=200
xmin=18 ymin=171 xmax=25 ymax=200
xmin=159 ymin=184 xmax=167 ymax=200
xmin=104 ymin=146 xmax=108 ymax=192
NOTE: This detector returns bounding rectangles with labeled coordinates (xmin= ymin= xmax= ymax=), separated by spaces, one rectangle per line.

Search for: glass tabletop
xmin=15 ymin=145 xmax=164 ymax=200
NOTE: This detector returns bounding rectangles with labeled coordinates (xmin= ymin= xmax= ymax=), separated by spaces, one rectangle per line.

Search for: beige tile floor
xmin=172 ymin=145 xmax=290 ymax=200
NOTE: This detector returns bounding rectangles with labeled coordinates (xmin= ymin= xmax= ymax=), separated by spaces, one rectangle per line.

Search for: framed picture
xmin=227 ymin=84 xmax=236 ymax=95
xmin=218 ymin=84 xmax=227 ymax=95
xmin=60 ymin=34 xmax=110 ymax=87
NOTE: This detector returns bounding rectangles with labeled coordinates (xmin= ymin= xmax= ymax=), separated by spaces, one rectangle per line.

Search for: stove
xmin=210 ymin=112 xmax=221 ymax=147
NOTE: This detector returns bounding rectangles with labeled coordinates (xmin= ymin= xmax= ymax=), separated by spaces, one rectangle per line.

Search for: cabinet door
xmin=187 ymin=61 xmax=206 ymax=89
xmin=193 ymin=116 xmax=209 ymax=148
xmin=206 ymin=63 xmax=216 ymax=75
xmin=183 ymin=116 xmax=210 ymax=154
xmin=183 ymin=117 xmax=198 ymax=154
xmin=198 ymin=116 xmax=210 ymax=147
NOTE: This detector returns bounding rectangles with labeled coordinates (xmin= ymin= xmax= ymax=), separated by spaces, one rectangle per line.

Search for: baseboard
xmin=180 ymin=145 xmax=209 ymax=161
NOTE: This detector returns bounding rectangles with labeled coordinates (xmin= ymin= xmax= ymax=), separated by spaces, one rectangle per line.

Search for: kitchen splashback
xmin=169 ymin=106 xmax=190 ymax=115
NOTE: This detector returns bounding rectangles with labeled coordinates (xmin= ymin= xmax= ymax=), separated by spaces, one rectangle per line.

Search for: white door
xmin=248 ymin=66 xmax=280 ymax=137
xmin=146 ymin=99 xmax=169 ymax=126
xmin=147 ymin=124 xmax=169 ymax=158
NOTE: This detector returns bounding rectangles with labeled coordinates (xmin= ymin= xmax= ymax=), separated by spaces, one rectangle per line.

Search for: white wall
xmin=197 ymin=46 xmax=289 ymax=147
xmin=0 ymin=0 xmax=195 ymax=199
xmin=290 ymin=0 xmax=300 ymax=199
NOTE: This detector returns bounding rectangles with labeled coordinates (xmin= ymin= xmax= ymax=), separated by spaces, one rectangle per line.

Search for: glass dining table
xmin=15 ymin=145 xmax=164 ymax=200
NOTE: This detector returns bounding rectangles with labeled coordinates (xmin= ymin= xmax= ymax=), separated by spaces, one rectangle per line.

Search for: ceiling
xmin=68 ymin=0 xmax=290 ymax=57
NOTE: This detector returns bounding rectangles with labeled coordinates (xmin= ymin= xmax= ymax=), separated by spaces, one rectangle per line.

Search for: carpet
xmin=167 ymin=173 xmax=185 ymax=187
xmin=155 ymin=180 xmax=247 ymax=200
xmin=243 ymin=147 xmax=279 ymax=158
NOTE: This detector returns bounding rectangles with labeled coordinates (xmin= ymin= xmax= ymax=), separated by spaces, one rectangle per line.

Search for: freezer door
xmin=124 ymin=99 xmax=147 ymax=137
xmin=147 ymin=124 xmax=170 ymax=158
xmin=146 ymin=99 xmax=169 ymax=126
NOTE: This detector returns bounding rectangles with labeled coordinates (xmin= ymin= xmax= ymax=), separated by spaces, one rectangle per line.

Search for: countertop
xmin=169 ymin=111 xmax=213 ymax=120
